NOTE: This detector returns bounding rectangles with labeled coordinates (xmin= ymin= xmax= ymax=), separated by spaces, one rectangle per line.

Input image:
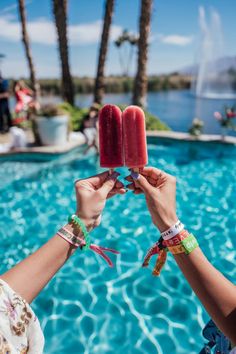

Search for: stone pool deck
xmin=0 ymin=130 xmax=235 ymax=159
xmin=147 ymin=131 xmax=236 ymax=144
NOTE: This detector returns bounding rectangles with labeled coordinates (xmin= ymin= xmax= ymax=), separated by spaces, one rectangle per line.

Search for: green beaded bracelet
xmin=68 ymin=214 xmax=91 ymax=251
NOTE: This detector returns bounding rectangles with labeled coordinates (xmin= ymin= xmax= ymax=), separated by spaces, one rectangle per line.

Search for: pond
xmin=35 ymin=89 xmax=236 ymax=136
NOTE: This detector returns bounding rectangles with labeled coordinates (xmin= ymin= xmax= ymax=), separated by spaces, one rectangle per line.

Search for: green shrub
xmin=118 ymin=104 xmax=170 ymax=131
xmin=59 ymin=102 xmax=89 ymax=131
xmin=59 ymin=102 xmax=170 ymax=132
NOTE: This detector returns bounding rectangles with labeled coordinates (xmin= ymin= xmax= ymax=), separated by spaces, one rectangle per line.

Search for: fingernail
xmin=110 ymin=171 xmax=120 ymax=179
xmin=131 ymin=171 xmax=139 ymax=180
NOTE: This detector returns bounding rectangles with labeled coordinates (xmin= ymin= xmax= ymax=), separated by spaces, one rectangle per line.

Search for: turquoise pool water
xmin=0 ymin=141 xmax=236 ymax=354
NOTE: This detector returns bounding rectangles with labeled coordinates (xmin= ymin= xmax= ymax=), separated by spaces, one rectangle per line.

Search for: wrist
xmin=153 ymin=215 xmax=178 ymax=233
xmin=75 ymin=213 xmax=95 ymax=232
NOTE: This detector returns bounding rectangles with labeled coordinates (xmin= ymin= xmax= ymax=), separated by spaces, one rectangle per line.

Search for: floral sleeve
xmin=0 ymin=279 xmax=44 ymax=354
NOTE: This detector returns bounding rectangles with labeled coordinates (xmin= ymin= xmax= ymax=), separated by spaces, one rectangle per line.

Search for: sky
xmin=0 ymin=0 xmax=235 ymax=79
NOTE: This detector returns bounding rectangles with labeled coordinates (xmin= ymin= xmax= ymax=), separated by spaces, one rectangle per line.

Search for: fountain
xmin=192 ymin=7 xmax=236 ymax=99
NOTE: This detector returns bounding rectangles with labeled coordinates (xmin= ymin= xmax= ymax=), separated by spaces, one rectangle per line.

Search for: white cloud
xmin=0 ymin=15 xmax=122 ymax=46
xmin=158 ymin=34 xmax=193 ymax=46
xmin=1 ymin=0 xmax=33 ymax=15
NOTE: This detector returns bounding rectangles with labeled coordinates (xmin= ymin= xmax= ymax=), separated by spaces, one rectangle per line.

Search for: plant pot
xmin=36 ymin=115 xmax=69 ymax=146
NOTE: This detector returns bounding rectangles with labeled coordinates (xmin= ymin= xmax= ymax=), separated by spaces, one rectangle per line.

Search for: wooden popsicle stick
xmin=109 ymin=168 xmax=114 ymax=175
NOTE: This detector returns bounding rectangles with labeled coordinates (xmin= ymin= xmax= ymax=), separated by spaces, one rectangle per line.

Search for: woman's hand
xmin=126 ymin=167 xmax=177 ymax=232
xmin=75 ymin=171 xmax=125 ymax=230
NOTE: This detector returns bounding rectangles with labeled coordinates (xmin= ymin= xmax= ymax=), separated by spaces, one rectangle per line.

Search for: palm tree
xmin=53 ymin=0 xmax=74 ymax=105
xmin=93 ymin=0 xmax=115 ymax=104
xmin=132 ymin=0 xmax=152 ymax=107
xmin=114 ymin=29 xmax=138 ymax=77
xmin=18 ymin=0 xmax=39 ymax=99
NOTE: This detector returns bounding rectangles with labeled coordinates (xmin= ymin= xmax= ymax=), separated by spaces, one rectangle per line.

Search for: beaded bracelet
xmin=68 ymin=214 xmax=91 ymax=251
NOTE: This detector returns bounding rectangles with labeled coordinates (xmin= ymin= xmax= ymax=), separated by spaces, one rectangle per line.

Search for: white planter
xmin=36 ymin=115 xmax=69 ymax=146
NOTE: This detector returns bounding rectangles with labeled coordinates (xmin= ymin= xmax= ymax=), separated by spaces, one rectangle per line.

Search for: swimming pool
xmin=0 ymin=141 xmax=236 ymax=354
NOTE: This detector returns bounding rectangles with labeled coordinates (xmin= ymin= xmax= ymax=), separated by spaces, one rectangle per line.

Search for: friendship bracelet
xmin=161 ymin=220 xmax=185 ymax=240
xmin=68 ymin=214 xmax=91 ymax=250
xmin=168 ymin=234 xmax=199 ymax=255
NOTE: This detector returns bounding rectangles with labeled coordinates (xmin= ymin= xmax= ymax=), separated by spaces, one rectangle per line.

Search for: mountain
xmin=179 ymin=56 xmax=236 ymax=76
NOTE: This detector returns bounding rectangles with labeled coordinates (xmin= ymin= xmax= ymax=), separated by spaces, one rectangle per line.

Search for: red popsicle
xmin=123 ymin=105 xmax=148 ymax=168
xmin=99 ymin=104 xmax=124 ymax=168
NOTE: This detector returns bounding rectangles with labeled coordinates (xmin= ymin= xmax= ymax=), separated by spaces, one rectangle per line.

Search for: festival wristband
xmin=58 ymin=216 xmax=120 ymax=268
xmin=164 ymin=230 xmax=189 ymax=247
xmin=180 ymin=233 xmax=199 ymax=255
xmin=161 ymin=220 xmax=184 ymax=240
xmin=57 ymin=227 xmax=85 ymax=248
xmin=168 ymin=234 xmax=199 ymax=255
xmin=168 ymin=244 xmax=185 ymax=254
xmin=68 ymin=214 xmax=91 ymax=250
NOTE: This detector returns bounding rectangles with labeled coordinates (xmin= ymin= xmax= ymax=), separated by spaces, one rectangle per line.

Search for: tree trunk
xmin=132 ymin=0 xmax=152 ymax=107
xmin=18 ymin=0 xmax=39 ymax=99
xmin=53 ymin=0 xmax=74 ymax=106
xmin=93 ymin=0 xmax=115 ymax=105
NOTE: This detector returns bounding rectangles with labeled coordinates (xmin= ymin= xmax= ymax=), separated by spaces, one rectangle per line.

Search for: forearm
xmin=0 ymin=223 xmax=83 ymax=303
xmin=174 ymin=247 xmax=236 ymax=343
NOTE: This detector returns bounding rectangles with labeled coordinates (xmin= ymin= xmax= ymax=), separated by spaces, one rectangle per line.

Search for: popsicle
xmin=123 ymin=105 xmax=148 ymax=169
xmin=99 ymin=104 xmax=124 ymax=169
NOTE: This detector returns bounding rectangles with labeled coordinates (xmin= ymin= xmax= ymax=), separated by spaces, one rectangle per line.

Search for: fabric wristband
xmin=57 ymin=227 xmax=85 ymax=248
xmin=161 ymin=220 xmax=184 ymax=240
xmin=181 ymin=233 xmax=199 ymax=255
xmin=68 ymin=214 xmax=91 ymax=250
xmin=164 ymin=230 xmax=189 ymax=247
xmin=168 ymin=234 xmax=199 ymax=255
xmin=168 ymin=244 xmax=185 ymax=254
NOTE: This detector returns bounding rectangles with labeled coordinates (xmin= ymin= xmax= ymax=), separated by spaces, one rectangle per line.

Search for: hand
xmin=75 ymin=171 xmax=125 ymax=230
xmin=126 ymin=167 xmax=177 ymax=232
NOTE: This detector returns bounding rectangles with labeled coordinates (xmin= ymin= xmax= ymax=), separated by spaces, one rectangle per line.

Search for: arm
xmin=1 ymin=171 xmax=125 ymax=304
xmin=0 ymin=92 xmax=9 ymax=99
xmin=174 ymin=248 xmax=236 ymax=343
xmin=127 ymin=167 xmax=236 ymax=344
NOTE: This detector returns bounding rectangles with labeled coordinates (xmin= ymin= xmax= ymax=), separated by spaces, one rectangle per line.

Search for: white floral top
xmin=0 ymin=279 xmax=44 ymax=353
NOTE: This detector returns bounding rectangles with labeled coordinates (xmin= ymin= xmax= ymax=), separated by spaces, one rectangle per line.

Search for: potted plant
xmin=188 ymin=118 xmax=204 ymax=137
xmin=34 ymin=104 xmax=69 ymax=146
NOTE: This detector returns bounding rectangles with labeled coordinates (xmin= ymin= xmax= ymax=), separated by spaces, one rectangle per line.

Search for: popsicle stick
xmin=109 ymin=168 xmax=114 ymax=175
xmin=133 ymin=168 xmax=140 ymax=173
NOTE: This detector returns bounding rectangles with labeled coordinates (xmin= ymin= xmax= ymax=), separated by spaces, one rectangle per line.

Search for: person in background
xmin=13 ymin=80 xmax=39 ymax=120
xmin=80 ymin=103 xmax=100 ymax=153
xmin=0 ymin=168 xmax=235 ymax=353
xmin=0 ymin=72 xmax=12 ymax=133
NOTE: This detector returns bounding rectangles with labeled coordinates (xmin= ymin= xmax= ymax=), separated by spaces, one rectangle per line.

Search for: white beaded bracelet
xmin=161 ymin=220 xmax=184 ymax=240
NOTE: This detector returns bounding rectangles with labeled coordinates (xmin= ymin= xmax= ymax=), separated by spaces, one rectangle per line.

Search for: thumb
xmin=133 ymin=173 xmax=153 ymax=194
xmin=99 ymin=171 xmax=119 ymax=197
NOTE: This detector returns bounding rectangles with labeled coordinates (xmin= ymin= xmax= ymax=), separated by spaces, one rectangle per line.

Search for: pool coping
xmin=0 ymin=131 xmax=235 ymax=159
xmin=146 ymin=131 xmax=236 ymax=145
